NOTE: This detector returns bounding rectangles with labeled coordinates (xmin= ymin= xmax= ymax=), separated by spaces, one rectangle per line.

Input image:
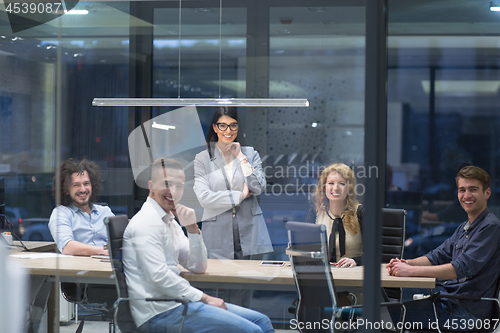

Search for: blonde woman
xmin=307 ymin=163 xmax=363 ymax=267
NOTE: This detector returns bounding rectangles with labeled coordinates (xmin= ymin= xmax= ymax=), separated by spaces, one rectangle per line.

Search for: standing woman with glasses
xmin=193 ymin=107 xmax=273 ymax=306
xmin=307 ymin=163 xmax=363 ymax=268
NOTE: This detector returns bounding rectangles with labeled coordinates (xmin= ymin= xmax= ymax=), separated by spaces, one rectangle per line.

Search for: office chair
xmin=59 ymin=202 xmax=117 ymax=333
xmin=386 ymin=190 xmax=423 ymax=233
xmin=381 ymin=208 xmax=406 ymax=301
xmin=104 ymin=215 xmax=188 ymax=333
xmin=60 ymin=280 xmax=117 ymax=332
xmin=412 ymin=273 xmax=500 ymax=333
xmin=285 ymin=221 xmax=406 ymax=333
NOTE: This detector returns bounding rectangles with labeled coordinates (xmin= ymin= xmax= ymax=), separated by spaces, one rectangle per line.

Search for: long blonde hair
xmin=314 ymin=163 xmax=361 ymax=234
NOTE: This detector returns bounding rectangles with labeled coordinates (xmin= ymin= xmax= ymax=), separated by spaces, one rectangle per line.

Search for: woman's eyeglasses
xmin=216 ymin=122 xmax=238 ymax=131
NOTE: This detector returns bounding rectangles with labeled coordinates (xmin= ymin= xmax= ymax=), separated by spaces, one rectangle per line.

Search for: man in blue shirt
xmin=48 ymin=158 xmax=116 ymax=306
xmin=387 ymin=165 xmax=500 ymax=330
xmin=48 ymin=158 xmax=114 ymax=255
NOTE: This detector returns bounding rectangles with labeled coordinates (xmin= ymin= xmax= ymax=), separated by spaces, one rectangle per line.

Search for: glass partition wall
xmin=2 ymin=0 xmax=499 ymax=331
xmin=149 ymin=1 xmax=367 ymax=260
xmin=387 ymin=1 xmax=500 ymax=264
xmin=1 ymin=0 xmax=367 ymax=329
xmin=0 ymin=1 xmax=132 ymax=227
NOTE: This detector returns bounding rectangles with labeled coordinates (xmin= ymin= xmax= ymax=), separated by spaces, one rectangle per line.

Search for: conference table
xmin=13 ymin=255 xmax=436 ymax=289
xmin=12 ymin=254 xmax=435 ymax=333
xmin=183 ymin=259 xmax=436 ymax=290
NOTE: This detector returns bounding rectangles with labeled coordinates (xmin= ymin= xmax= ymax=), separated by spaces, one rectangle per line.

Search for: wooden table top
xmin=182 ymin=259 xmax=435 ymax=289
xmin=11 ymin=254 xmax=114 ymax=279
xmin=11 ymin=256 xmax=435 ymax=289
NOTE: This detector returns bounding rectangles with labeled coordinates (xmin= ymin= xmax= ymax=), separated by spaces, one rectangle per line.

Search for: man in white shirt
xmin=123 ymin=158 xmax=274 ymax=333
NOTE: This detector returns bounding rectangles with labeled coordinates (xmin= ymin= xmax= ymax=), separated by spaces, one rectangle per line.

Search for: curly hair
xmin=52 ymin=158 xmax=104 ymax=206
xmin=314 ymin=163 xmax=361 ymax=234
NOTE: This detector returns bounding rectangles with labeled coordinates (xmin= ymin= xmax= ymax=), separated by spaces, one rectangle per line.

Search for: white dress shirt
xmin=215 ymin=145 xmax=254 ymax=188
xmin=123 ymin=197 xmax=207 ymax=327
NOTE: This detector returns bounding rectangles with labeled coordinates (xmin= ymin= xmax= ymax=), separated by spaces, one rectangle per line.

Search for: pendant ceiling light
xmin=93 ymin=98 xmax=309 ymax=107
xmin=93 ymin=0 xmax=308 ymax=108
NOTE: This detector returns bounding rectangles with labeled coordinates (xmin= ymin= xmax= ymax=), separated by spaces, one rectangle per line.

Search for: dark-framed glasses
xmin=216 ymin=122 xmax=238 ymax=131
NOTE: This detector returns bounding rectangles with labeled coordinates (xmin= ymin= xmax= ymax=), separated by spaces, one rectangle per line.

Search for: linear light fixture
xmin=151 ymin=121 xmax=176 ymax=131
xmin=55 ymin=10 xmax=89 ymax=14
xmin=421 ymin=80 xmax=500 ymax=94
xmin=92 ymin=98 xmax=309 ymax=107
xmin=93 ymin=1 xmax=310 ymax=110
xmin=66 ymin=10 xmax=89 ymax=14
xmin=490 ymin=2 xmax=500 ymax=11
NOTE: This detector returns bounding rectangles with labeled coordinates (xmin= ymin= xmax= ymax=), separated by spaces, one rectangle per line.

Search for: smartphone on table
xmin=260 ymin=261 xmax=285 ymax=267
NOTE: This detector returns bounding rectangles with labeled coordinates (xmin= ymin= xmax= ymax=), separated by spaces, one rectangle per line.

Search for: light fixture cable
xmin=178 ymin=0 xmax=182 ymax=98
xmin=218 ymin=0 xmax=222 ymax=98
xmin=93 ymin=0 xmax=309 ymax=108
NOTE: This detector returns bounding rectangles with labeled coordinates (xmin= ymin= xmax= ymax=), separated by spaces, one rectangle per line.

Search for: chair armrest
xmin=435 ymin=279 xmax=446 ymax=287
xmin=336 ymin=301 xmax=404 ymax=310
xmin=286 ymin=248 xmax=323 ymax=259
xmin=332 ymin=301 xmax=405 ymax=320
xmin=432 ymin=293 xmax=499 ymax=302
xmin=145 ymin=298 xmax=188 ymax=304
xmin=117 ymin=297 xmax=187 ymax=304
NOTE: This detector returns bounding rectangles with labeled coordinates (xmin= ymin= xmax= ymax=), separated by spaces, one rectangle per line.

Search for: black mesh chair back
xmin=381 ymin=208 xmax=406 ymax=301
xmin=381 ymin=208 xmax=406 ymax=263
xmin=104 ymin=215 xmax=137 ymax=333
xmin=286 ymin=221 xmax=337 ymax=332
xmin=385 ymin=190 xmax=423 ymax=229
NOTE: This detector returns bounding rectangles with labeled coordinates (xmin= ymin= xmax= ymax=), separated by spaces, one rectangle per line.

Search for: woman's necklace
xmin=326 ymin=210 xmax=341 ymax=221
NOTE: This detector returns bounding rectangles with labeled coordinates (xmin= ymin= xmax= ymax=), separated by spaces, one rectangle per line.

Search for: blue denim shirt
xmin=426 ymin=208 xmax=500 ymax=318
xmin=48 ymin=203 xmax=114 ymax=253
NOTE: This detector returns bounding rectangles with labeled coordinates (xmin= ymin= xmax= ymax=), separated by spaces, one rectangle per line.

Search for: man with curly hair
xmin=48 ymin=158 xmax=114 ymax=256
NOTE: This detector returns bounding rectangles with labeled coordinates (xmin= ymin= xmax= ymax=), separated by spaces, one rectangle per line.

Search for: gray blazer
xmin=193 ymin=145 xmax=273 ymax=259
